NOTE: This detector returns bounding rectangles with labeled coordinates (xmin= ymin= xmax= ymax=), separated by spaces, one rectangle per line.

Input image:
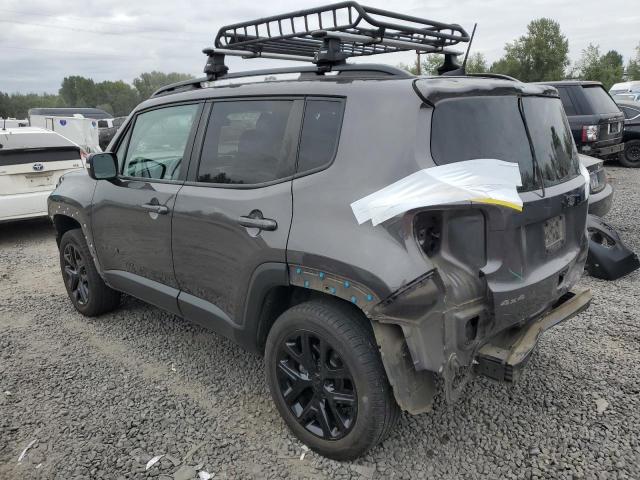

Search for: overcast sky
xmin=1 ymin=0 xmax=638 ymax=94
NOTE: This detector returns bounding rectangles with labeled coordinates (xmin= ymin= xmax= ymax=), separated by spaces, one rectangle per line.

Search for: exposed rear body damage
xmin=288 ymin=77 xmax=590 ymax=411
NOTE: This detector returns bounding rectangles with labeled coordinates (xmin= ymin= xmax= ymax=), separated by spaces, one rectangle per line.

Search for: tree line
xmin=400 ymin=18 xmax=640 ymax=89
xmin=0 ymin=71 xmax=194 ymax=119
xmin=2 ymin=20 xmax=639 ymax=120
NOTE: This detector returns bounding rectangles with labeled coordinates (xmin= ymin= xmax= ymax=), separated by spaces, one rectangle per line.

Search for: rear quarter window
xmin=296 ymin=99 xmax=344 ymax=175
xmin=556 ymin=87 xmax=577 ymax=116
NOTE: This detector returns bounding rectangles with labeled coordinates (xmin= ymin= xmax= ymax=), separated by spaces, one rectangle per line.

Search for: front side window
xmin=197 ymin=100 xmax=296 ymax=185
xmin=122 ymin=104 xmax=199 ymax=180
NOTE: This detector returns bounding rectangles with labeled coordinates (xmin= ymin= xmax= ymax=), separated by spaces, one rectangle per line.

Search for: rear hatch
xmin=417 ymin=79 xmax=588 ymax=331
xmin=571 ymin=83 xmax=624 ymax=148
xmin=578 ymin=84 xmax=624 ymax=148
xmin=0 ymin=129 xmax=84 ymax=195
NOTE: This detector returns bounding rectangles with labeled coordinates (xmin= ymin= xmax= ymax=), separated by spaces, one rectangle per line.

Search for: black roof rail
xmin=199 ymin=2 xmax=469 ymax=80
xmin=151 ymin=63 xmax=414 ymax=97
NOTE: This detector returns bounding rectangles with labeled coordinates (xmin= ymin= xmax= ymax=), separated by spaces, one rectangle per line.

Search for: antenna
xmin=461 ymin=23 xmax=477 ymax=71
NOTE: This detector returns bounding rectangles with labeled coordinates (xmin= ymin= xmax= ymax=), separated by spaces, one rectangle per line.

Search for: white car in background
xmin=0 ymin=127 xmax=85 ymax=222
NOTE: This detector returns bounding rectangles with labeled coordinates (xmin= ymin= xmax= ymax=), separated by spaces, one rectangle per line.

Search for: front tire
xmin=265 ymin=299 xmax=399 ymax=460
xmin=619 ymin=139 xmax=640 ymax=168
xmin=59 ymin=229 xmax=120 ymax=316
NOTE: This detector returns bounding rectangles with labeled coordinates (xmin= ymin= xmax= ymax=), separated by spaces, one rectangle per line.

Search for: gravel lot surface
xmin=1 ymin=165 xmax=639 ymax=480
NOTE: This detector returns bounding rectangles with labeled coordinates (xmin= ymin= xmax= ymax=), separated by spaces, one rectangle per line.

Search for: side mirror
xmin=87 ymin=152 xmax=118 ymax=180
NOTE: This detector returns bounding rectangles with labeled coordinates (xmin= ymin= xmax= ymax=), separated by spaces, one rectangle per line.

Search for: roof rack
xmin=151 ymin=64 xmax=414 ymax=97
xmin=202 ymin=2 xmax=470 ymax=79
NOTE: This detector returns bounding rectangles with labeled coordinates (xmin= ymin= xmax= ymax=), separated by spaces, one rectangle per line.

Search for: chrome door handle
xmin=141 ymin=203 xmax=169 ymax=214
xmin=238 ymin=210 xmax=277 ymax=231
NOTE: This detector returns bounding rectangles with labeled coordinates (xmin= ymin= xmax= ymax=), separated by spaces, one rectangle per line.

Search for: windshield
xmin=581 ymin=85 xmax=620 ymax=113
xmin=430 ymin=95 xmax=579 ymax=192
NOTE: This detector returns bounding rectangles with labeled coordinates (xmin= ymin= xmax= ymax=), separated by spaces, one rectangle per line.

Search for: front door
xmin=92 ymin=102 xmax=202 ymax=313
xmin=172 ymin=99 xmax=303 ymax=334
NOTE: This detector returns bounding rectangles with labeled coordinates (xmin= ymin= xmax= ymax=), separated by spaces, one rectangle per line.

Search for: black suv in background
xmin=47 ymin=2 xmax=592 ymax=460
xmin=616 ymin=100 xmax=640 ymax=167
xmin=538 ymin=81 xmax=625 ymax=162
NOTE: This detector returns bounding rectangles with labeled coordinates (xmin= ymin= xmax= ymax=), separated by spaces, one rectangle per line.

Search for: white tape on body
xmin=351 ymin=159 xmax=524 ymax=226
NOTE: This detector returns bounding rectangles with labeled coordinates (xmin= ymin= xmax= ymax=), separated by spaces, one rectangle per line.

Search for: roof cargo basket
xmin=204 ymin=2 xmax=469 ymax=78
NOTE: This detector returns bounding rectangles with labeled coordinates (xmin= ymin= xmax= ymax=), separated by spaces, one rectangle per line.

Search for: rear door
xmin=91 ymin=102 xmax=202 ymax=314
xmin=172 ymin=98 xmax=303 ymax=334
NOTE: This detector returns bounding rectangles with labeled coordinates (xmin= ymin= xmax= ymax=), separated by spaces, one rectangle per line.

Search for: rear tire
xmin=265 ymin=298 xmax=400 ymax=460
xmin=619 ymin=139 xmax=640 ymax=168
xmin=59 ymin=229 xmax=120 ymax=316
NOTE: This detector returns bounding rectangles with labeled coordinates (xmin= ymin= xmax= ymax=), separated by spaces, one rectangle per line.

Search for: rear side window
xmin=198 ymin=100 xmax=297 ymax=185
xmin=522 ymin=97 xmax=580 ymax=187
xmin=581 ymin=86 xmax=619 ymax=114
xmin=296 ymin=99 xmax=344 ymax=174
xmin=430 ymin=96 xmax=537 ymax=191
xmin=123 ymin=104 xmax=199 ymax=180
xmin=556 ymin=87 xmax=577 ymax=115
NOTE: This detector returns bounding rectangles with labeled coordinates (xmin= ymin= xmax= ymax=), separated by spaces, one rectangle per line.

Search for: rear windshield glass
xmin=522 ymin=97 xmax=580 ymax=187
xmin=581 ymin=85 xmax=619 ymax=113
xmin=431 ymin=95 xmax=579 ymax=191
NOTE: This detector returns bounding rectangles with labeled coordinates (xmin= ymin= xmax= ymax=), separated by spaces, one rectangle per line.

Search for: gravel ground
xmin=1 ymin=164 xmax=639 ymax=480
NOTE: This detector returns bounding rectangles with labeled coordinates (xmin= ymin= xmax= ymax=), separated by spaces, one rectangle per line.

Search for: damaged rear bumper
xmin=475 ymin=287 xmax=592 ymax=382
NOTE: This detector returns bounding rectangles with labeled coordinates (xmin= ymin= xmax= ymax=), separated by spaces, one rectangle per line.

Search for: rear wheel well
xmin=255 ymin=285 xmax=369 ymax=353
xmin=53 ymin=215 xmax=81 ymax=245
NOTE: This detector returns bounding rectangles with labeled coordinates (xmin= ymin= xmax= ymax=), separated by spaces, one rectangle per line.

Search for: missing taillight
xmin=465 ymin=316 xmax=479 ymax=343
xmin=415 ymin=213 xmax=442 ymax=256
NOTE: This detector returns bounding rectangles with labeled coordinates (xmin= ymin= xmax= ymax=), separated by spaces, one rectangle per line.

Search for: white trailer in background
xmin=1 ymin=118 xmax=29 ymax=128
xmin=29 ymin=114 xmax=102 ymax=153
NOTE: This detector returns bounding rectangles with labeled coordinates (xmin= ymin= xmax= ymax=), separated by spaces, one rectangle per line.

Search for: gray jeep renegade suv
xmin=48 ymin=2 xmax=591 ymax=460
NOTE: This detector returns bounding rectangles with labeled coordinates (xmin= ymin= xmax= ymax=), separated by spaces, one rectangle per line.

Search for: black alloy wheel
xmin=265 ymin=299 xmax=400 ymax=460
xmin=58 ymin=229 xmax=120 ymax=316
xmin=276 ymin=331 xmax=357 ymax=440
xmin=626 ymin=142 xmax=640 ymax=164
xmin=62 ymin=243 xmax=90 ymax=306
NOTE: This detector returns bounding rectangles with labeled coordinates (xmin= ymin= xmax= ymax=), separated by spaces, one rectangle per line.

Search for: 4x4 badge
xmin=500 ymin=294 xmax=526 ymax=307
